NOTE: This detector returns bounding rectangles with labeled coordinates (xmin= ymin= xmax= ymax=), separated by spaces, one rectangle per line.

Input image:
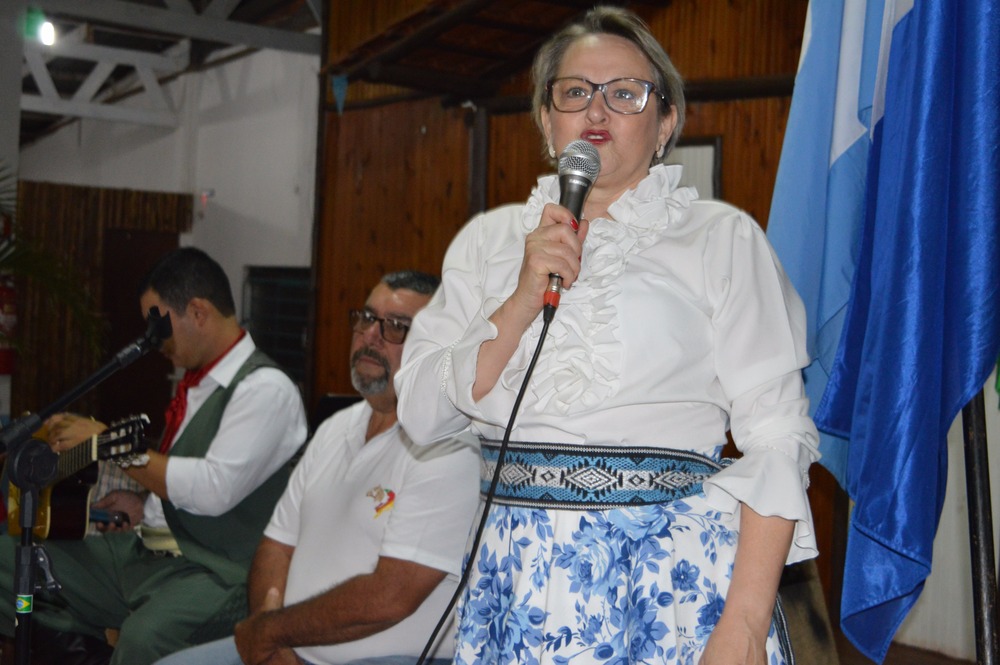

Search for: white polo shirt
xmin=265 ymin=400 xmax=480 ymax=664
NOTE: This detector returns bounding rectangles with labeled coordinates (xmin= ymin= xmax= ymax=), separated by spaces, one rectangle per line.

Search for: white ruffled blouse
xmin=395 ymin=164 xmax=821 ymax=563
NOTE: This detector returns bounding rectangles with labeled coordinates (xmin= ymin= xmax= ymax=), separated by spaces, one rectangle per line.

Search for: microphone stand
xmin=0 ymin=307 xmax=171 ymax=665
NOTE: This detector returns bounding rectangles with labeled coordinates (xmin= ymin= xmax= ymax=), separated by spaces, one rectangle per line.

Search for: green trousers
xmin=0 ymin=532 xmax=247 ymax=665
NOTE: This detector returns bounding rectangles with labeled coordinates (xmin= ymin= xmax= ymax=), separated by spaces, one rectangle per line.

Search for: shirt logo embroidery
xmin=366 ymin=485 xmax=395 ymax=517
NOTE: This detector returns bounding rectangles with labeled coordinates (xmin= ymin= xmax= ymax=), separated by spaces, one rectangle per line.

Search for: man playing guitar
xmin=0 ymin=248 xmax=308 ymax=665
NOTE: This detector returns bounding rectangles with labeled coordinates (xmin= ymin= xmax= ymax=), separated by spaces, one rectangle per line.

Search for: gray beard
xmin=351 ymin=367 xmax=389 ymax=396
xmin=350 ymin=348 xmax=391 ymax=396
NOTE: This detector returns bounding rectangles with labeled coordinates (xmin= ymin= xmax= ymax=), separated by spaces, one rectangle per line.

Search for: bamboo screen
xmin=11 ymin=181 xmax=191 ymax=418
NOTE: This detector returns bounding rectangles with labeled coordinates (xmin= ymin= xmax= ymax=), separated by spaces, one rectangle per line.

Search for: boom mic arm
xmin=0 ymin=307 xmax=172 ymax=459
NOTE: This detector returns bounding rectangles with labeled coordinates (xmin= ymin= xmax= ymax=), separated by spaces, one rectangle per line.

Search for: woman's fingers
xmin=510 ymin=203 xmax=589 ymax=315
xmin=529 ymin=204 xmax=585 ymax=285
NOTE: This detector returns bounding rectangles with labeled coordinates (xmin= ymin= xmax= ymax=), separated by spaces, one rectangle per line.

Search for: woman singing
xmin=395 ymin=7 xmax=820 ymax=664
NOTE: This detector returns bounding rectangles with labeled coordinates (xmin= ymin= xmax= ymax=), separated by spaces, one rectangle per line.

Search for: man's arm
xmin=159 ymin=370 xmax=307 ymax=515
xmin=243 ymin=537 xmax=300 ymax=665
xmin=234 ymin=555 xmax=445 ymax=665
xmin=123 ymin=451 xmax=168 ymax=498
xmin=248 ymin=536 xmax=293 ymax=613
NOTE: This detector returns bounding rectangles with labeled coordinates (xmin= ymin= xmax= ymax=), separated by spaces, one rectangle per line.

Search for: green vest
xmin=162 ymin=349 xmax=293 ymax=585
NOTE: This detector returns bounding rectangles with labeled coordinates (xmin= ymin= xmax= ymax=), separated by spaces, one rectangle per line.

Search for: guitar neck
xmin=55 ymin=436 xmax=100 ymax=483
xmin=48 ymin=415 xmax=149 ymax=483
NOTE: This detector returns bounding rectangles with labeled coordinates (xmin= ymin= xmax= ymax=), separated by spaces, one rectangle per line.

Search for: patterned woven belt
xmin=479 ymin=439 xmax=728 ymax=509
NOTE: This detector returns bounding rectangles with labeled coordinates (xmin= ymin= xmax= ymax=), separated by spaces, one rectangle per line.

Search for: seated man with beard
xmin=157 ymin=270 xmax=479 ymax=665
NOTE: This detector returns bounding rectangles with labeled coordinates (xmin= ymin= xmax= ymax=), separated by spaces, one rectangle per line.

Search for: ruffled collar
xmin=509 ymin=164 xmax=698 ymax=416
xmin=520 ymin=164 xmax=696 ymax=233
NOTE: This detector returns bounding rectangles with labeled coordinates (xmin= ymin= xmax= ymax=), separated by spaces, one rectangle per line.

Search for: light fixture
xmin=22 ymin=7 xmax=56 ymax=45
xmin=38 ymin=20 xmax=56 ymax=45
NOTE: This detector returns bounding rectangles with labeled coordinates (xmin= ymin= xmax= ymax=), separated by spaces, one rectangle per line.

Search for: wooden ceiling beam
xmin=332 ymin=0 xmax=496 ymax=77
xmin=412 ymin=40 xmax=522 ymax=62
xmin=466 ymin=16 xmax=552 ymax=36
xmin=361 ymin=62 xmax=497 ymax=98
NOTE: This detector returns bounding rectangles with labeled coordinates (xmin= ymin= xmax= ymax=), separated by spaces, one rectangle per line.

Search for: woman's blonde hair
xmin=530 ymin=6 xmax=685 ymax=164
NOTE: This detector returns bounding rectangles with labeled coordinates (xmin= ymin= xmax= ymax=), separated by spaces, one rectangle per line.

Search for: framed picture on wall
xmin=667 ymin=136 xmax=722 ymax=200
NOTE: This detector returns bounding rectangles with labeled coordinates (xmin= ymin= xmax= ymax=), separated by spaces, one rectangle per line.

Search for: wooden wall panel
xmin=312 ymin=98 xmax=470 ymax=398
xmin=638 ymin=0 xmax=806 ymax=79
xmin=487 ymin=112 xmax=550 ymax=209
xmin=684 ymin=96 xmax=795 ymax=226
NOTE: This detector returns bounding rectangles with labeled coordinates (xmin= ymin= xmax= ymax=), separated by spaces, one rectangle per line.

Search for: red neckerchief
xmin=158 ymin=330 xmax=246 ymax=454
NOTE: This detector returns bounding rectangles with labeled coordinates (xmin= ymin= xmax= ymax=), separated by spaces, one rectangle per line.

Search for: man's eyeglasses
xmin=349 ymin=309 xmax=411 ymax=344
xmin=547 ymin=77 xmax=665 ymax=115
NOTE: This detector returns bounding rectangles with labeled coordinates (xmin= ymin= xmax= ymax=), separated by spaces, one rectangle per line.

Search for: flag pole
xmin=961 ymin=388 xmax=999 ymax=664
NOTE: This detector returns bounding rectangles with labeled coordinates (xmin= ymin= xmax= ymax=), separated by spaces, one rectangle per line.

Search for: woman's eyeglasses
xmin=547 ymin=77 xmax=665 ymax=115
xmin=349 ymin=309 xmax=410 ymax=344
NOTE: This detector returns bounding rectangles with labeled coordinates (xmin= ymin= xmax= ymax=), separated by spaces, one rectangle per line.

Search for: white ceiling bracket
xmin=21 ymin=38 xmax=184 ymax=128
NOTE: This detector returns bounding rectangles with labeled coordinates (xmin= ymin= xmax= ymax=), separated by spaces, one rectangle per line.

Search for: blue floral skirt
xmin=453 ymin=496 xmax=790 ymax=665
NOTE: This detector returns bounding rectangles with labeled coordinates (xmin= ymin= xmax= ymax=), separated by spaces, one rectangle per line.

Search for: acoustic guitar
xmin=6 ymin=414 xmax=150 ymax=540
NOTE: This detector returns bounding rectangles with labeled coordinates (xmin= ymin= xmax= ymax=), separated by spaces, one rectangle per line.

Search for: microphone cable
xmin=415 ymin=302 xmax=558 ymax=664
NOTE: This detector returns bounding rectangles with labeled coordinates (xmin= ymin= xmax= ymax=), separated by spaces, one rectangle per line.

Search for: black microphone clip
xmin=113 ymin=306 xmax=173 ymax=368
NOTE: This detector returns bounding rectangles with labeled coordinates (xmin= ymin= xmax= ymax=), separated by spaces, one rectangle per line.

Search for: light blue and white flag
xmin=771 ymin=0 xmax=1000 ymax=661
xmin=768 ymin=0 xmax=886 ymax=486
xmin=818 ymin=0 xmax=1000 ymax=659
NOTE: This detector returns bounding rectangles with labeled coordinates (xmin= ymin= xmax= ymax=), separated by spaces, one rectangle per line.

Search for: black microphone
xmin=544 ymin=139 xmax=601 ymax=318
